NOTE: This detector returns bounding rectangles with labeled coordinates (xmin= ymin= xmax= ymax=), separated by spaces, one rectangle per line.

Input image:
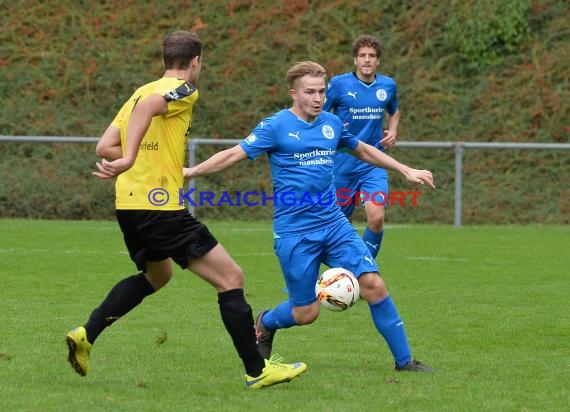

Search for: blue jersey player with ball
xmin=184 ymin=61 xmax=434 ymax=372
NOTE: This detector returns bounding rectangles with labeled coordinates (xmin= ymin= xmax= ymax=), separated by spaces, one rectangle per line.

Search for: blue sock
xmin=363 ymin=227 xmax=383 ymax=259
xmin=369 ymin=296 xmax=411 ymax=367
xmin=261 ymin=301 xmax=297 ymax=330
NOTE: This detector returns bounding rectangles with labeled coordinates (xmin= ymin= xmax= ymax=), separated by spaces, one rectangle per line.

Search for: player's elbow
xmin=95 ymin=141 xmax=107 ymax=158
xmin=95 ymin=141 xmax=122 ymax=160
xmin=95 ymin=142 xmax=113 ymax=159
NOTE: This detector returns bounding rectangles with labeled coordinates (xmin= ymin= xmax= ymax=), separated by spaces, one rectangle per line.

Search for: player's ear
xmin=290 ymin=89 xmax=297 ymax=101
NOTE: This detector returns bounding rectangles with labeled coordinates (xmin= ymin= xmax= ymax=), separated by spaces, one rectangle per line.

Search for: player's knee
xmin=358 ymin=272 xmax=388 ymax=303
xmin=366 ymin=208 xmax=385 ymax=232
xmin=145 ymin=268 xmax=173 ymax=291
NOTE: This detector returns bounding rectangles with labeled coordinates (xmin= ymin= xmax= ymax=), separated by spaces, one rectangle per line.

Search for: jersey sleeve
xmin=386 ymin=81 xmax=398 ymax=116
xmin=110 ymin=101 xmax=129 ymax=129
xmin=161 ymin=82 xmax=198 ymax=117
xmin=238 ymin=116 xmax=276 ymax=160
xmin=323 ymin=77 xmax=340 ymax=112
xmin=337 ymin=122 xmax=359 ymax=151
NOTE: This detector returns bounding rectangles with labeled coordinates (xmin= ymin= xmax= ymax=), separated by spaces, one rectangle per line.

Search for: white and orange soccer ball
xmin=315 ymin=268 xmax=360 ymax=312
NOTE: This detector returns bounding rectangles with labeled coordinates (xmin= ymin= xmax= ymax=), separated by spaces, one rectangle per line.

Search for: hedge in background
xmin=1 ymin=0 xmax=568 ymax=222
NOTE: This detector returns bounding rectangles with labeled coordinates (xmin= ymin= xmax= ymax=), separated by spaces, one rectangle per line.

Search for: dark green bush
xmin=445 ymin=0 xmax=531 ymax=73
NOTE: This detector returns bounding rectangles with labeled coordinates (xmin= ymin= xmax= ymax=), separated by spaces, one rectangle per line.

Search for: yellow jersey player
xmin=65 ymin=30 xmax=306 ymax=389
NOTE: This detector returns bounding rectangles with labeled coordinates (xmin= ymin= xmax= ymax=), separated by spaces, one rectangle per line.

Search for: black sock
xmin=84 ymin=272 xmax=155 ymax=344
xmin=218 ymin=288 xmax=265 ymax=377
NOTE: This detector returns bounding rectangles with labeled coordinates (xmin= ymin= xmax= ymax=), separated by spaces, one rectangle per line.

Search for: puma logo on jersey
xmin=288 ymin=131 xmax=300 ymax=140
xmin=347 ymin=91 xmax=358 ymax=99
xmin=364 ymin=256 xmax=375 ymax=265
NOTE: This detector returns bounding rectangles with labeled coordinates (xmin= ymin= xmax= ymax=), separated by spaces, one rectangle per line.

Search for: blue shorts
xmin=274 ymin=219 xmax=379 ymax=307
xmin=334 ymin=168 xmax=389 ymax=217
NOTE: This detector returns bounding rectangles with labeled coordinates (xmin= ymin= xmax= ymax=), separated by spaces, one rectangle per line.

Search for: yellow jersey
xmin=112 ymin=77 xmax=198 ymax=210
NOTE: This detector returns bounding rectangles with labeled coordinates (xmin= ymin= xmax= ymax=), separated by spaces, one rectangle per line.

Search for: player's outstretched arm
xmin=351 ymin=141 xmax=435 ymax=188
xmin=401 ymin=168 xmax=435 ymax=188
xmin=183 ymin=145 xmax=248 ymax=180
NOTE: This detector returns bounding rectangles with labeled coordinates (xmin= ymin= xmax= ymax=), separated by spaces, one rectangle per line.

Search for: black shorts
xmin=116 ymin=209 xmax=219 ymax=271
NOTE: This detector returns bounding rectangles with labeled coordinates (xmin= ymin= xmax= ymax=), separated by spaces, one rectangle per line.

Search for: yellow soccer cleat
xmin=246 ymin=355 xmax=307 ymax=389
xmin=66 ymin=326 xmax=92 ymax=376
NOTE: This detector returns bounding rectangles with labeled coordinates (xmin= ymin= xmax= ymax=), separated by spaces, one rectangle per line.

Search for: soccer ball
xmin=315 ymin=268 xmax=360 ymax=312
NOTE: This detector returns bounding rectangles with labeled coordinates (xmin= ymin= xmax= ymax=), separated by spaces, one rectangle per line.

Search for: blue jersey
xmin=239 ymin=109 xmax=359 ymax=237
xmin=323 ymin=72 xmax=398 ymax=178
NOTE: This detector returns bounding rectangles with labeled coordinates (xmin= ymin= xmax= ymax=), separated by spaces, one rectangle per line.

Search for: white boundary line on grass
xmin=407 ymin=256 xmax=468 ymax=261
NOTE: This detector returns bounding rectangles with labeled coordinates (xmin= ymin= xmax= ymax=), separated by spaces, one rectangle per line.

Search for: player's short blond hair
xmin=286 ymin=61 xmax=327 ymax=89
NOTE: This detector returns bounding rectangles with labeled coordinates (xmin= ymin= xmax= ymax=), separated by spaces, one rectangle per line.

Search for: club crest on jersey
xmin=245 ymin=134 xmax=257 ymax=144
xmin=376 ymin=89 xmax=387 ymax=101
xmin=322 ymin=125 xmax=334 ymax=140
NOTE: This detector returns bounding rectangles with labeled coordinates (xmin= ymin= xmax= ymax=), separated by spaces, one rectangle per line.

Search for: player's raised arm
xmin=183 ymin=145 xmax=248 ymax=180
xmin=350 ymin=141 xmax=435 ymax=188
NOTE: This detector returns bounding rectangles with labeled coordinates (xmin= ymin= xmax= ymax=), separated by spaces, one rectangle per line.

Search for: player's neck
xmin=163 ymin=69 xmax=194 ymax=84
xmin=355 ymin=72 xmax=375 ymax=84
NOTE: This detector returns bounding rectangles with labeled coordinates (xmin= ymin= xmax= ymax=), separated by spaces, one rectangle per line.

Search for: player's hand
xmin=183 ymin=167 xmax=196 ymax=180
xmin=380 ymin=129 xmax=397 ymax=149
xmin=403 ymin=168 xmax=435 ymax=188
xmin=92 ymin=158 xmax=133 ymax=179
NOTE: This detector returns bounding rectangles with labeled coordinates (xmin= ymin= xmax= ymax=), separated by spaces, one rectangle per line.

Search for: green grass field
xmin=1 ymin=219 xmax=568 ymax=412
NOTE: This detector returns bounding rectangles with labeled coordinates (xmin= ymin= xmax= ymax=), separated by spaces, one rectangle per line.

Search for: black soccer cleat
xmin=255 ymin=310 xmax=276 ymax=359
xmin=395 ymin=359 xmax=434 ymax=372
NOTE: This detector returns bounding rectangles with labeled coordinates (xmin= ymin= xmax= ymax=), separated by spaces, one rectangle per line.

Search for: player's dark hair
xmin=286 ymin=61 xmax=327 ymax=89
xmin=162 ymin=30 xmax=202 ymax=70
xmin=352 ymin=35 xmax=382 ymax=59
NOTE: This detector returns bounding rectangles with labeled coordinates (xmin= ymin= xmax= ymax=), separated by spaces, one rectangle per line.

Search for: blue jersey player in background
xmin=184 ymin=61 xmax=434 ymax=372
xmin=323 ymin=35 xmax=399 ymax=260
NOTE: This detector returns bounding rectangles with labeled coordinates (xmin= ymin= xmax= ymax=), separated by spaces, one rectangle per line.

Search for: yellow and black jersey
xmin=112 ymin=77 xmax=198 ymax=210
